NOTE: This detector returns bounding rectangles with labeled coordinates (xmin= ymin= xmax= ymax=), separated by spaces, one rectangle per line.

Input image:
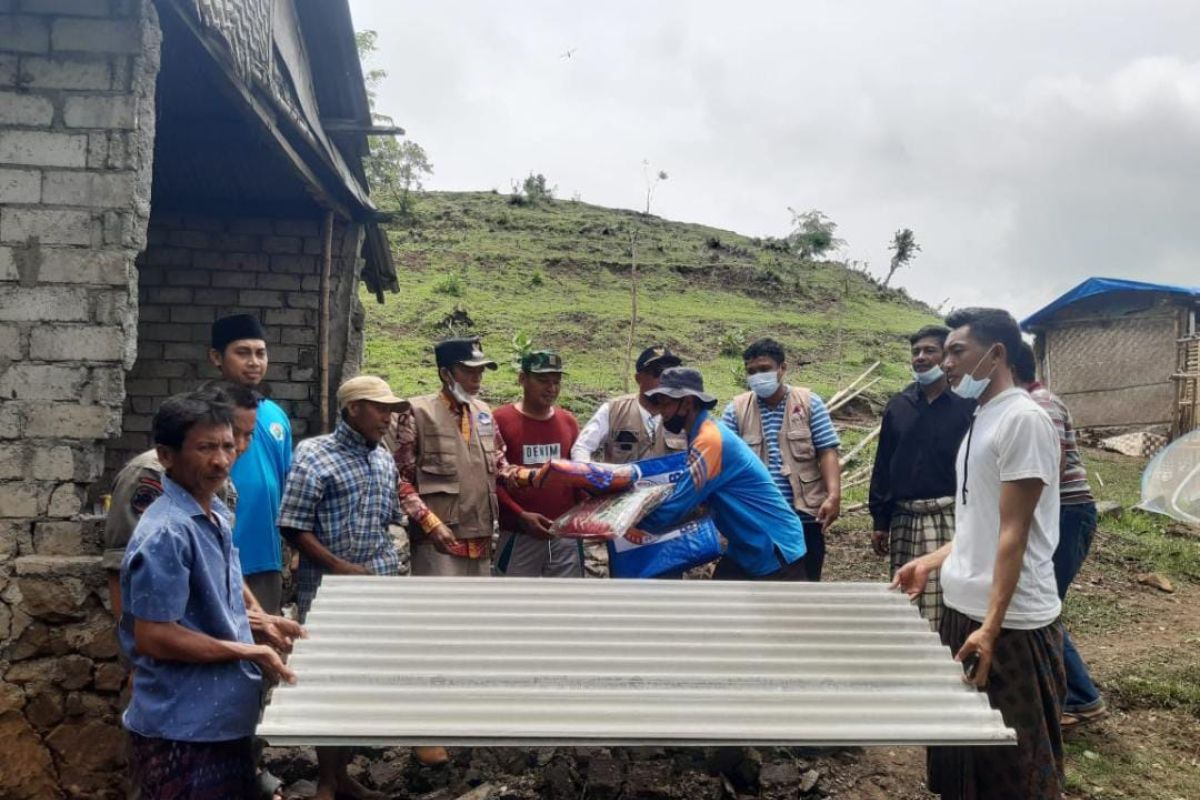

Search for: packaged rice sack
xmin=534 ymin=451 xmax=688 ymax=494
xmin=550 ymin=483 xmax=675 ymax=539
xmin=610 ymin=513 xmax=723 ymax=578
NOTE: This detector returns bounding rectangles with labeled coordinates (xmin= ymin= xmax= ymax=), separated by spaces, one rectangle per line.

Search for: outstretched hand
xmin=889 ymin=556 xmax=931 ymax=601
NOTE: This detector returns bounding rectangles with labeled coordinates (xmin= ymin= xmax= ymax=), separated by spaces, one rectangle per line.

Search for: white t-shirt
xmin=941 ymin=387 xmax=1062 ymax=630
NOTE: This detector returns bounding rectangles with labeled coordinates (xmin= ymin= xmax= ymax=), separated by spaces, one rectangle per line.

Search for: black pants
xmin=798 ymin=514 xmax=825 ymax=581
xmin=712 ymin=547 xmax=809 ymax=581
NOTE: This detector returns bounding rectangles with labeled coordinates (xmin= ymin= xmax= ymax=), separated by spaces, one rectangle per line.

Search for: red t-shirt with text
xmin=493 ymin=403 xmax=580 ymax=532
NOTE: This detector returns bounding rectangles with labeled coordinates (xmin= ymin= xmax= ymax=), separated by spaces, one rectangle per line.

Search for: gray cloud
xmin=350 ymin=0 xmax=1200 ymax=317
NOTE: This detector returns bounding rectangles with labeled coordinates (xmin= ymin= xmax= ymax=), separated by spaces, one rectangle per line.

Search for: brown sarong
xmin=927 ymin=608 xmax=1066 ymax=800
xmin=129 ymin=733 xmax=256 ymax=800
xmin=889 ymin=496 xmax=956 ymax=631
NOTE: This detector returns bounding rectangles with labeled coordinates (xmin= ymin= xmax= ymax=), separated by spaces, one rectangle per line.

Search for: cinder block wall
xmin=105 ymin=212 xmax=365 ymax=475
xmin=0 ymin=2 xmax=160 ymax=797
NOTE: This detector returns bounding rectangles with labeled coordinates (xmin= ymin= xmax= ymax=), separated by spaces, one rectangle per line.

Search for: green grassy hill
xmin=361 ymin=191 xmax=939 ymax=417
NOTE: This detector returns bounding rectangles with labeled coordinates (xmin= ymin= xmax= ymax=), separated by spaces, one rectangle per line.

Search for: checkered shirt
xmin=278 ymin=420 xmax=404 ymax=616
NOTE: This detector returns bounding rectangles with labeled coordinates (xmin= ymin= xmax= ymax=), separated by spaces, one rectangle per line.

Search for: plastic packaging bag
xmin=550 ymin=483 xmax=675 ymax=539
xmin=609 ymin=514 xmax=723 ymax=578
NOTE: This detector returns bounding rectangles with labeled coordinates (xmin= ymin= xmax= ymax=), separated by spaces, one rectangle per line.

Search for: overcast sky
xmin=347 ymin=1 xmax=1200 ymax=318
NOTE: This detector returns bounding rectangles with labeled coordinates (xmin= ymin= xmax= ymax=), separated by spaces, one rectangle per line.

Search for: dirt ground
xmin=267 ymin=450 xmax=1200 ymax=799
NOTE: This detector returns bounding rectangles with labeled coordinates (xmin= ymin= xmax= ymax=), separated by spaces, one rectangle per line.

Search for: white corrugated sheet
xmin=259 ymin=577 xmax=1015 ymax=747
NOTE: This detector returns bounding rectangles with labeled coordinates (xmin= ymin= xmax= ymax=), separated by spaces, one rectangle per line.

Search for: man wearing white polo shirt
xmin=893 ymin=307 xmax=1065 ymax=800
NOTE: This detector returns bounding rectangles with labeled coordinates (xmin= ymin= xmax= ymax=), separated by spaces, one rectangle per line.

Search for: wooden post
xmin=319 ymin=210 xmax=334 ymax=432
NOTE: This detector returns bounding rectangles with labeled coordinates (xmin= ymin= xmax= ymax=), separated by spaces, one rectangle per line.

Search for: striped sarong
xmin=889 ymin=496 xmax=955 ymax=632
xmin=129 ymin=733 xmax=256 ymax=800
xmin=928 ymin=608 xmax=1066 ymax=800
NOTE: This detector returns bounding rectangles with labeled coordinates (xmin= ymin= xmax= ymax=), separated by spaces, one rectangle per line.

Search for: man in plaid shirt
xmin=278 ymin=375 xmax=409 ymax=799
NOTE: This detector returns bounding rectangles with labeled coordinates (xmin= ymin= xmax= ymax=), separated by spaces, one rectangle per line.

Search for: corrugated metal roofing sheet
xmin=259 ymin=577 xmax=1015 ymax=747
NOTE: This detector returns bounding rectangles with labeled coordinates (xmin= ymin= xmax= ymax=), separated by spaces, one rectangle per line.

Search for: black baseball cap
xmin=644 ymin=367 xmax=717 ymax=408
xmin=635 ymin=346 xmax=682 ymax=374
xmin=435 ymin=337 xmax=498 ymax=370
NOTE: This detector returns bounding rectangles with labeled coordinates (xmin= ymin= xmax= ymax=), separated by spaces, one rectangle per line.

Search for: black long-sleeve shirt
xmin=869 ymin=383 xmax=976 ymax=530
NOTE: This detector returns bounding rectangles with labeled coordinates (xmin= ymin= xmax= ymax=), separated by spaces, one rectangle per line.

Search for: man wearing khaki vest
xmin=721 ymin=338 xmax=841 ymax=580
xmin=571 ymin=346 xmax=688 ymax=463
xmin=392 ymin=337 xmax=538 ymax=579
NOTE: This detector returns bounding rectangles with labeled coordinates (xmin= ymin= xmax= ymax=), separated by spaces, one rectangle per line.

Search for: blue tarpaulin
xmin=1022 ymin=277 xmax=1200 ymax=330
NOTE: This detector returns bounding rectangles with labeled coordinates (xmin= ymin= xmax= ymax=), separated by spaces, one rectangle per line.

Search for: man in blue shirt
xmin=639 ymin=368 xmax=809 ymax=580
xmin=120 ymin=391 xmax=298 ymax=799
xmin=721 ymin=338 xmax=841 ymax=580
xmin=209 ymin=314 xmax=293 ymax=615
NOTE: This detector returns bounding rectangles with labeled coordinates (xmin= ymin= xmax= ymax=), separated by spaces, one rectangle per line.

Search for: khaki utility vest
xmin=602 ymin=394 xmax=687 ymax=464
xmin=732 ymin=386 xmax=829 ymax=516
xmin=408 ymin=393 xmax=498 ymax=540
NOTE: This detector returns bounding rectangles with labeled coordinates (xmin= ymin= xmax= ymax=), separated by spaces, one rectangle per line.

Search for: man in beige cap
xmin=278 ymin=375 xmax=410 ymax=799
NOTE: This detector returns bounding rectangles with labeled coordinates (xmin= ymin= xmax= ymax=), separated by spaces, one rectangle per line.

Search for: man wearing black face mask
xmin=636 ymin=368 xmax=810 ymax=580
xmin=868 ymin=325 xmax=975 ymax=630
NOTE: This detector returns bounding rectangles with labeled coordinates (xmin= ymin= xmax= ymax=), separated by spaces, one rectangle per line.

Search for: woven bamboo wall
xmin=1044 ymin=310 xmax=1178 ymax=429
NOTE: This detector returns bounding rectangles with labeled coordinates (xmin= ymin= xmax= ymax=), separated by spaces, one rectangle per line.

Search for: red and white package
xmin=549 ymin=484 xmax=675 ymax=540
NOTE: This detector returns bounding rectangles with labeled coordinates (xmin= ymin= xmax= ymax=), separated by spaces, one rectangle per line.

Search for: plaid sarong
xmin=889 ymin=496 xmax=956 ymax=631
xmin=928 ymin=608 xmax=1066 ymax=800
xmin=128 ymin=733 xmax=255 ymax=800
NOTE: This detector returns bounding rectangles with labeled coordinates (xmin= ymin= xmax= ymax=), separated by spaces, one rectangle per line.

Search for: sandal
xmin=256 ymin=769 xmax=284 ymax=800
xmin=1061 ymin=704 xmax=1109 ymax=730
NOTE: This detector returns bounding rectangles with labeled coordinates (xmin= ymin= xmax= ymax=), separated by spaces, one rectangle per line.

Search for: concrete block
xmin=41 ymin=171 xmax=135 ymax=208
xmin=0 ymin=90 xmax=54 ymax=126
xmin=31 ymin=447 xmax=75 ymax=482
xmin=0 ymin=246 xmax=16 ymax=281
xmin=0 ymin=324 xmax=22 ymax=359
xmin=301 ymin=275 xmax=321 ymax=292
xmin=124 ymin=377 xmax=166 ymax=396
xmin=164 ymin=270 xmax=209 ymax=287
xmin=0 ymin=208 xmax=93 ymax=246
xmin=22 ymin=0 xmax=112 ymax=16
xmin=37 ymin=248 xmax=128 ymax=285
xmin=0 ymin=443 xmax=27 ymax=479
xmin=0 ymin=364 xmax=88 ymax=400
xmin=280 ymin=326 xmax=317 ymax=346
xmin=137 ymin=322 xmax=195 ymax=343
xmin=269 ymin=254 xmax=317 ymax=274
xmin=0 ymin=403 xmax=22 ymax=438
xmin=275 ymin=219 xmax=320 ymax=237
xmin=269 ymin=381 xmax=310 ymax=401
xmin=32 ymin=521 xmax=84 ymax=556
xmin=26 ymin=404 xmax=118 ymax=439
xmin=256 ymin=273 xmax=304 ymax=292
xmin=222 ymin=252 xmax=270 ymax=272
xmin=166 ymin=229 xmax=209 ymax=249
xmin=161 ymin=342 xmax=206 ymax=361
xmin=168 ymin=305 xmax=215 ymax=324
xmin=18 ymin=56 xmax=111 ymax=90
xmin=143 ymin=287 xmax=191 ymax=304
xmin=262 ymin=236 xmax=301 ymax=254
xmin=238 ymin=290 xmax=282 ymax=307
xmin=287 ymin=292 xmax=319 ymax=310
xmin=0 ymin=168 xmax=40 ymax=204
xmin=0 ymin=15 xmax=50 ymax=54
xmin=0 ymin=286 xmax=91 ymax=322
xmin=30 ymin=325 xmax=124 ymax=361
xmin=178 ymin=215 xmax=224 ymax=232
xmin=211 ymin=233 xmax=257 ymax=252
xmin=228 ymin=218 xmax=274 ymax=235
xmin=0 ymin=130 xmax=88 ymax=168
xmin=120 ymin=411 xmax=150 ymax=431
xmin=86 ymin=366 xmax=123 ymax=404
xmin=47 ymin=482 xmax=82 ymax=516
xmin=0 ymin=54 xmax=16 ymax=86
xmin=90 ymin=287 xmax=130 ymax=326
xmin=191 ymin=287 xmax=238 ymax=305
xmin=51 ymin=17 xmax=140 ymax=54
xmin=208 ymin=272 xmax=255 ymax=289
xmin=263 ymin=308 xmax=308 ymax=327
xmin=0 ymin=482 xmax=41 ymax=517
xmin=267 ymin=344 xmax=299 ymax=364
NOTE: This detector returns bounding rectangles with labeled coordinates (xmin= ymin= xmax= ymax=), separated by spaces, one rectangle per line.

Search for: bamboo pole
xmin=839 ymin=424 xmax=881 ymax=469
xmin=829 ymin=376 xmax=882 ymax=413
xmin=829 ymin=361 xmax=880 ymax=407
xmin=319 ymin=210 xmax=334 ymax=433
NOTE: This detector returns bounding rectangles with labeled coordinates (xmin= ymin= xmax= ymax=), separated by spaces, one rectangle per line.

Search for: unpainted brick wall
xmin=106 ymin=211 xmax=365 ymax=475
xmin=0 ymin=2 xmax=160 ymax=797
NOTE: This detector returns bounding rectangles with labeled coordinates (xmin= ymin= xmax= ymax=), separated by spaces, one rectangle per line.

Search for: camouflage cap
xmin=520 ymin=350 xmax=566 ymax=374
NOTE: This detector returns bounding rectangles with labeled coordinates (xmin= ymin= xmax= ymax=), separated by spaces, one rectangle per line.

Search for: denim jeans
xmin=1055 ymin=501 xmax=1103 ymax=711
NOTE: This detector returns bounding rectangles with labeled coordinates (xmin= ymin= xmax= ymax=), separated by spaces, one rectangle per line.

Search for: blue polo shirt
xmin=230 ymin=397 xmax=292 ymax=576
xmin=119 ymin=476 xmax=263 ymax=742
xmin=640 ymin=411 xmax=807 ymax=576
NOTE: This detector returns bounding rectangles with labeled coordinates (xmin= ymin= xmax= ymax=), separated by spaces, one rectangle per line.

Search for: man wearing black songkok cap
xmin=208 ymin=314 xmax=292 ymax=617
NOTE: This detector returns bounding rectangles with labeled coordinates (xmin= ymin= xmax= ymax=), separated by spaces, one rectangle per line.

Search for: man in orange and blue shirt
xmin=638 ymin=367 xmax=810 ymax=580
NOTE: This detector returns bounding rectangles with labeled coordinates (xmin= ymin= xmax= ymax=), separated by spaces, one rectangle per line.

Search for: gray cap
xmin=644 ymin=367 xmax=717 ymax=408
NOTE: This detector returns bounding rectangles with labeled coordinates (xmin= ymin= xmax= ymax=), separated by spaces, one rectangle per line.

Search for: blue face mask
xmin=913 ymin=365 xmax=943 ymax=386
xmin=952 ymin=348 xmax=998 ymax=400
xmin=747 ymin=371 xmax=780 ymax=399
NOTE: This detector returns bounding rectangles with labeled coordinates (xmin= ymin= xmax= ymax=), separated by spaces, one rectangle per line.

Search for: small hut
xmin=1022 ymin=278 xmax=1200 ymax=440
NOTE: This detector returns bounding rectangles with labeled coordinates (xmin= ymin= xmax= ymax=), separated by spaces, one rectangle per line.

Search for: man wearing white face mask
xmin=721 ymin=338 xmax=841 ymax=580
xmin=893 ymin=307 xmax=1066 ymax=800
xmin=868 ymin=325 xmax=975 ymax=630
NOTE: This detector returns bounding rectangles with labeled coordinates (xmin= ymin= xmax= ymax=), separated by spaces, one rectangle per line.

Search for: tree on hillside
xmin=786 ymin=208 xmax=844 ymax=260
xmin=622 ymin=161 xmax=669 ymax=391
xmin=643 ymin=160 xmax=668 ymax=215
xmin=356 ymin=30 xmax=433 ymax=216
xmin=884 ymin=227 xmax=921 ymax=287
